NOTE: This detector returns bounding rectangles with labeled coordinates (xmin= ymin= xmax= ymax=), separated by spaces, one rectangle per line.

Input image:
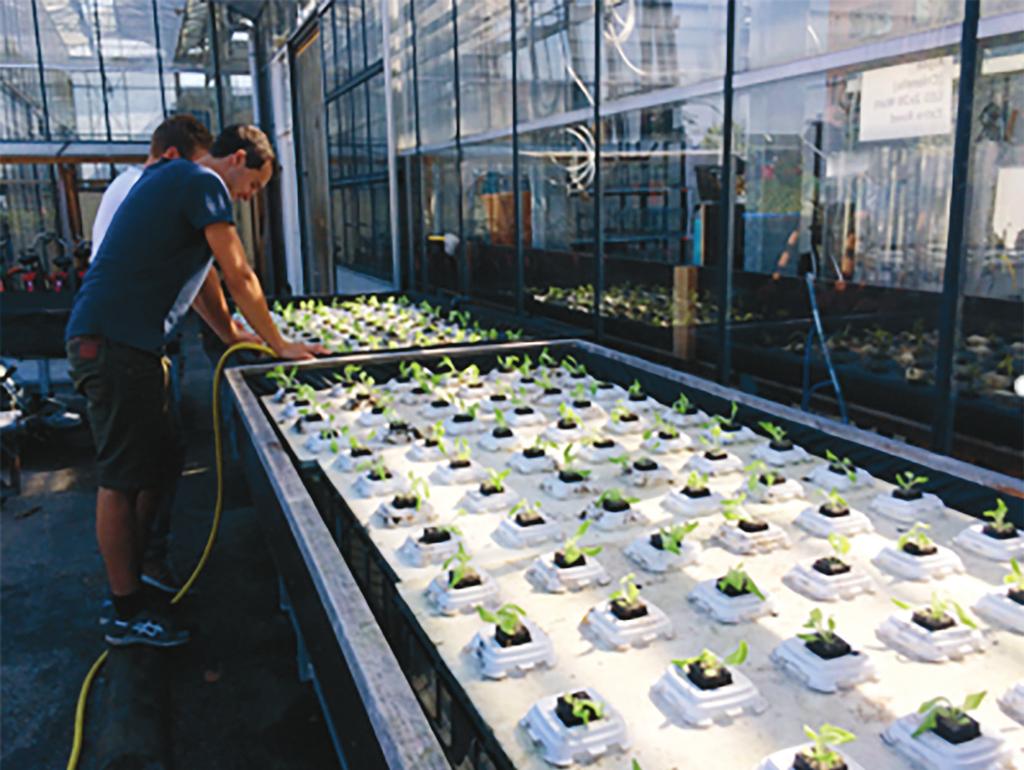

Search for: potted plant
xmin=806 ymin=449 xmax=864 ymax=492
xmin=771 ymin=608 xmax=877 ymax=694
xmin=465 ymin=468 xmax=514 ymax=513
xmin=478 ymin=602 xmax=528 ymax=645
xmin=673 ymin=641 xmax=749 ymax=691
xmin=883 ymin=689 xmax=1011 ymax=769
xmin=302 ymin=413 xmax=340 ymax=452
xmin=354 ymin=456 xmax=403 ymax=497
xmin=471 ymin=603 xmax=557 ymax=680
xmin=608 ymin=572 xmax=647 ymax=621
xmin=871 ymin=469 xmax=944 ymax=522
xmin=744 ymin=459 xmax=801 ymax=503
xmin=627 ymin=520 xmax=700 ymax=572
xmin=534 ymin=370 xmax=564 ymax=406
xmin=478 ymin=408 xmax=520 ymax=453
xmin=579 ymin=432 xmax=621 ymax=462
xmin=355 ymin=389 xmax=392 ymax=428
xmin=542 ymin=403 xmax=587 ymax=443
xmin=556 ymin=692 xmax=604 ymax=727
xmin=426 ymin=542 xmax=500 ymax=615
xmin=686 ymin=424 xmax=742 ymax=475
xmin=663 ymin=391 xmax=705 ymax=428
xmin=563 ymin=382 xmax=604 ymax=421
xmin=509 ymin=435 xmax=558 ymax=474
xmin=751 ymin=724 xmax=859 ymax=770
xmin=794 ymin=490 xmax=874 ymax=539
xmin=507 ymin=388 xmax=545 ymax=426
xmin=913 ymin=692 xmax=986 ymax=744
xmin=689 ymin=562 xmax=773 ymax=624
xmin=374 ymin=472 xmax=434 ymax=527
xmin=266 ymin=364 xmax=300 ymax=402
xmin=609 ymin=451 xmax=673 ymax=489
xmin=877 ymin=591 xmax=984 ymax=663
xmin=490 ymin=354 xmax=521 ymax=384
xmin=640 ymin=414 xmax=691 ymax=454
xmin=560 ymin=354 xmax=588 ymax=381
xmin=479 ymin=382 xmax=510 ymax=411
xmin=443 ymin=400 xmax=484 ymax=436
xmin=455 ymin=363 xmax=487 ymax=398
xmin=715 ymin=494 xmax=790 ymax=554
xmin=589 ymin=377 xmax=624 ymax=404
xmin=527 ymin=521 xmax=610 ymax=592
xmin=522 ymin=687 xmax=628 ymax=767
xmin=662 ymin=471 xmax=724 ymax=517
xmin=387 ymin=359 xmax=425 ymax=391
xmin=407 ymin=420 xmax=447 ymax=462
xmin=798 ymin=609 xmax=852 ymax=659
xmin=540 ymin=444 xmax=595 ymax=499
xmin=753 ymin=421 xmax=810 ymax=466
xmin=580 ymin=488 xmax=643 ymax=530
xmin=281 ymin=382 xmax=317 ymax=420
xmin=704 ymin=401 xmax=753 ymax=443
xmin=434 ymin=437 xmax=486 ymax=485
xmin=398 ymin=522 xmax=463 ymax=567
xmin=652 ymin=640 xmax=766 ymax=727
xmin=873 ymin=522 xmax=965 ymax=582
xmin=953 ymin=498 xmax=1024 ymax=562
xmin=495 ymin=499 xmax=561 ymax=548
xmin=783 ymin=533 xmax=874 ymax=602
xmin=623 ymin=378 xmax=655 ymax=412
xmin=606 ymin=403 xmax=645 ymax=435
xmin=584 ymin=572 xmax=674 ymax=649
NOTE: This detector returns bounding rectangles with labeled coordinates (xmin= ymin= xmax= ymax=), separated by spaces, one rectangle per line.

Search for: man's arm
xmin=191 ymin=266 xmax=263 ymax=345
xmin=204 ymin=221 xmax=323 ymax=359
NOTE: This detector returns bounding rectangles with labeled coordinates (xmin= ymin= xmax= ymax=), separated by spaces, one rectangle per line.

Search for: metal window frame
xmin=932 ymin=1 xmax=982 ymax=453
xmin=391 ymin=0 xmax=1020 ymax=469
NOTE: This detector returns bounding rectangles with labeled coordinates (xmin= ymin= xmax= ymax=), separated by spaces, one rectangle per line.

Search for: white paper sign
xmin=992 ymin=166 xmax=1024 ymax=244
xmin=859 ymin=57 xmax=953 ymax=142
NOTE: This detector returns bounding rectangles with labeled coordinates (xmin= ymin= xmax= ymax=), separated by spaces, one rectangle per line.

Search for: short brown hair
xmin=210 ymin=124 xmax=276 ymax=170
xmin=150 ymin=114 xmax=213 ymax=159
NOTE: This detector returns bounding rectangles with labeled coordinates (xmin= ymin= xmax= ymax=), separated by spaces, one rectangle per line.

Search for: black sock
xmin=111 ymin=589 xmax=146 ymax=620
xmin=141 ymin=582 xmax=172 ymax=607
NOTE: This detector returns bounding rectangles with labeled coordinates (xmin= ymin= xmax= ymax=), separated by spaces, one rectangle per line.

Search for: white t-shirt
xmin=90 ymin=165 xmax=144 ymax=262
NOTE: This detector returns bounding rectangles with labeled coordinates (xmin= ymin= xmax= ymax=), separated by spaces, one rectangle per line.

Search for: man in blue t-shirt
xmin=66 ymin=124 xmax=323 ymax=648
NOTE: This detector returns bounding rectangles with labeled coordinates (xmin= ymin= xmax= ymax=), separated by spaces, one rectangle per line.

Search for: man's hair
xmin=210 ymin=124 xmax=276 ymax=170
xmin=150 ymin=114 xmax=213 ymax=159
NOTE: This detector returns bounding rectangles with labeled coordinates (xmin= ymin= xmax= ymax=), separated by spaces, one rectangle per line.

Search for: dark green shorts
xmin=67 ymin=336 xmax=178 ymax=491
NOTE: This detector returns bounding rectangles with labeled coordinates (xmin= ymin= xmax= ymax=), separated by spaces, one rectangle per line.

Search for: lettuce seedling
xmin=477 ymin=603 xmax=527 ymax=635
xmin=800 ymin=724 xmax=856 ymax=769
xmin=912 ymin=692 xmax=986 ymax=738
xmin=673 ymin=640 xmax=748 ymax=674
xmin=560 ymin=521 xmax=602 ymax=566
xmin=716 ymin=563 xmax=765 ymax=600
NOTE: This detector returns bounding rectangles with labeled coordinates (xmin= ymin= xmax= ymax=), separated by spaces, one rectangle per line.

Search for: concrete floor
xmin=0 ymin=321 xmax=337 ymax=769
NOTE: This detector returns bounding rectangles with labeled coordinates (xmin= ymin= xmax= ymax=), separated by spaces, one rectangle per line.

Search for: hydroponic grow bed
xmin=231 ymin=340 xmax=1024 ymax=770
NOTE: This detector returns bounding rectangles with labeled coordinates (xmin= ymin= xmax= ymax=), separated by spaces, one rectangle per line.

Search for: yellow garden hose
xmin=67 ymin=341 xmax=275 ymax=770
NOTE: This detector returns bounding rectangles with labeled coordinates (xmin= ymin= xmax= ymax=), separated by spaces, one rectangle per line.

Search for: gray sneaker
xmin=104 ymin=610 xmax=190 ymax=648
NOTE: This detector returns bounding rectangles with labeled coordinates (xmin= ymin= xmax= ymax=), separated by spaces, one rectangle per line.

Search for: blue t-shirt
xmin=66 ymin=158 xmax=234 ymax=353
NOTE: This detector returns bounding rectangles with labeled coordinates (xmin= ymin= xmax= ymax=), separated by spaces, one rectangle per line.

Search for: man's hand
xmin=225 ymin=320 xmax=265 ymax=347
xmin=273 ymin=340 xmax=329 ymax=361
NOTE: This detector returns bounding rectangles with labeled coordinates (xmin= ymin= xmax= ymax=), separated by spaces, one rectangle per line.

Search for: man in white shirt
xmin=90 ymin=166 xmax=141 ymax=262
xmin=91 ymin=116 xmax=205 ymax=261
